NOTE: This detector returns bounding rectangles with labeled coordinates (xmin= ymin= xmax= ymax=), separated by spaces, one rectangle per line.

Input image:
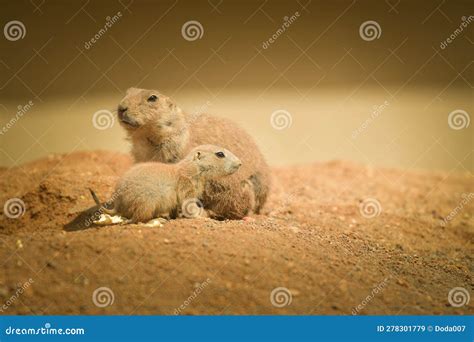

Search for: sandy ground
xmin=0 ymin=151 xmax=472 ymax=315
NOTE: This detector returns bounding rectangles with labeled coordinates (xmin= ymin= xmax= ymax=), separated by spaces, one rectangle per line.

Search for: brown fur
xmin=93 ymin=145 xmax=241 ymax=223
xmin=117 ymin=87 xmax=271 ymax=219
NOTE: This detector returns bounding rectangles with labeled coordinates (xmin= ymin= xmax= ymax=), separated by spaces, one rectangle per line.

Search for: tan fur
xmin=98 ymin=145 xmax=241 ymax=223
xmin=117 ymin=88 xmax=271 ymax=219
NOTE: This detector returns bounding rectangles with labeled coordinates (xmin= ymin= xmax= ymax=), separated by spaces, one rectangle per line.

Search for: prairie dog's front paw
xmin=242 ymin=179 xmax=256 ymax=214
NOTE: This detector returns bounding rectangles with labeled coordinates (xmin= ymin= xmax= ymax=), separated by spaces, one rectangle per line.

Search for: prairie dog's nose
xmin=118 ymin=105 xmax=128 ymax=117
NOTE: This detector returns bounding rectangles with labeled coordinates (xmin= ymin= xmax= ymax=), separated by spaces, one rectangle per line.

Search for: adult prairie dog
xmin=116 ymin=87 xmax=270 ymax=219
xmin=91 ymin=145 xmax=241 ymax=223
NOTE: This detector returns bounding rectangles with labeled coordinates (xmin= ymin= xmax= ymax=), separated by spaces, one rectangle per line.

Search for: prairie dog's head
xmin=117 ymin=87 xmax=182 ymax=136
xmin=186 ymin=145 xmax=242 ymax=178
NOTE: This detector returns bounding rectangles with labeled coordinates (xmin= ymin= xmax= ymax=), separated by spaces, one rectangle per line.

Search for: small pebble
xmin=289 ymin=226 xmax=300 ymax=233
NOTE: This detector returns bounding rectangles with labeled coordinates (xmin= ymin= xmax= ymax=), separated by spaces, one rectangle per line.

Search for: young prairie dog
xmin=116 ymin=87 xmax=271 ymax=219
xmin=91 ymin=145 xmax=241 ymax=223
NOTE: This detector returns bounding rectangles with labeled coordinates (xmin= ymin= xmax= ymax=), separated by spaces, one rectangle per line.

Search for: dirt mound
xmin=0 ymin=151 xmax=472 ymax=314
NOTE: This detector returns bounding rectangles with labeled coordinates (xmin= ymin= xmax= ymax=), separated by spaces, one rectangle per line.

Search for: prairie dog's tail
xmin=88 ymin=188 xmax=117 ymax=215
xmin=89 ymin=188 xmax=101 ymax=206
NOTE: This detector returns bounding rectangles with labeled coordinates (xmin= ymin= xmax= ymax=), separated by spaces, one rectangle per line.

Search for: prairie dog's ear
xmin=193 ymin=151 xmax=202 ymax=161
xmin=167 ymin=97 xmax=177 ymax=110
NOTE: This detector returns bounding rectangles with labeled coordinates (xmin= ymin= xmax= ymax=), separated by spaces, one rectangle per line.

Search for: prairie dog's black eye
xmin=215 ymin=151 xmax=225 ymax=158
xmin=147 ymin=95 xmax=158 ymax=102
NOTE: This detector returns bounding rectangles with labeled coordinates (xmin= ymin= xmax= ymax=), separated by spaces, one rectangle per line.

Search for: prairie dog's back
xmin=186 ymin=114 xmax=268 ymax=180
xmin=115 ymin=162 xmax=178 ymax=221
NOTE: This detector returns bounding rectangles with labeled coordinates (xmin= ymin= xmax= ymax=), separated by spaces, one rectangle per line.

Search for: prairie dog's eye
xmin=215 ymin=151 xmax=225 ymax=158
xmin=147 ymin=95 xmax=158 ymax=102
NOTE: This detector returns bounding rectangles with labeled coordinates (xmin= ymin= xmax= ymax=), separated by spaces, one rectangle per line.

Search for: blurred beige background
xmin=0 ymin=0 xmax=472 ymax=171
